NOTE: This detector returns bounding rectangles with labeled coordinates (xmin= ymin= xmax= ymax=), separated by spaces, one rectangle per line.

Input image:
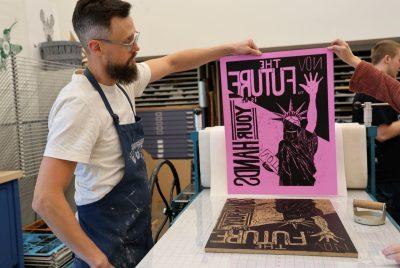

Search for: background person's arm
xmin=33 ymin=157 xmax=114 ymax=268
xmin=329 ymin=39 xmax=400 ymax=112
xmin=376 ymin=121 xmax=400 ymax=142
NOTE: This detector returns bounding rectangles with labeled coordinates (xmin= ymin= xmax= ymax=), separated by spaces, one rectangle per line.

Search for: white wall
xmin=0 ymin=0 xmax=32 ymax=57
xmin=2 ymin=0 xmax=400 ymax=59
xmin=25 ymin=0 xmax=62 ymax=59
xmin=53 ymin=0 xmax=77 ymax=41
xmin=0 ymin=0 xmax=73 ymax=60
xmin=130 ymin=0 xmax=400 ymax=56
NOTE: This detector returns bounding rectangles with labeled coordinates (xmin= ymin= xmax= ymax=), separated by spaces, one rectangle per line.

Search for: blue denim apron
xmin=73 ymin=69 xmax=153 ymax=267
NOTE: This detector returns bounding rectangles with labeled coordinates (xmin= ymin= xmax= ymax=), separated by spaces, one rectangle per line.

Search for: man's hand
xmin=91 ymin=254 xmax=115 ymax=268
xmin=327 ymin=39 xmax=361 ymax=68
xmin=382 ymin=244 xmax=400 ymax=263
xmin=230 ymin=38 xmax=262 ymax=56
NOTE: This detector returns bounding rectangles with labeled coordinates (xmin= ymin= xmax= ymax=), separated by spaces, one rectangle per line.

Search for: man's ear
xmin=383 ymin=55 xmax=392 ymax=64
xmin=87 ymin=40 xmax=102 ymax=56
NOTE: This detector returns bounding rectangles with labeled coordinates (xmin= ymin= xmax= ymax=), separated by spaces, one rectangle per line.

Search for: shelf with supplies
xmin=136 ymin=105 xmax=199 ymax=240
xmin=134 ymin=63 xmax=200 ymax=157
xmin=136 ymin=105 xmax=199 ymax=159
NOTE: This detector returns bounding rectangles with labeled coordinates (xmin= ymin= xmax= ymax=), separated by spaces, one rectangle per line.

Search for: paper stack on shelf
xmin=23 ymin=232 xmax=73 ymax=268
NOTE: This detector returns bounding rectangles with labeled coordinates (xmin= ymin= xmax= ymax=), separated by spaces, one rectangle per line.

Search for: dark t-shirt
xmin=352 ymin=93 xmax=400 ymax=183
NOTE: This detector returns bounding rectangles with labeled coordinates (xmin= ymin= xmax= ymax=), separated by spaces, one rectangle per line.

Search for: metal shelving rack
xmin=135 ymin=67 xmax=200 ymax=159
xmin=136 ymin=69 xmax=199 ymax=107
xmin=334 ymin=52 xmax=373 ymax=122
xmin=0 ymin=55 xmax=78 ymax=225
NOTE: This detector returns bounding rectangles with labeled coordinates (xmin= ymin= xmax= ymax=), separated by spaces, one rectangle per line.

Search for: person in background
xmin=352 ymin=40 xmax=400 ymax=225
xmin=329 ymin=38 xmax=400 ymax=265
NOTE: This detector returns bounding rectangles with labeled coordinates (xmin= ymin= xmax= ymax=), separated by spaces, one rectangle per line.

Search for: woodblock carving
xmin=205 ymin=198 xmax=358 ymax=258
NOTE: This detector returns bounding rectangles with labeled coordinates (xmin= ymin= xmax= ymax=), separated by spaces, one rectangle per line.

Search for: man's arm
xmin=32 ymin=157 xmax=113 ymax=268
xmin=329 ymin=39 xmax=400 ymax=112
xmin=376 ymin=121 xmax=400 ymax=142
xmin=145 ymin=39 xmax=261 ymax=83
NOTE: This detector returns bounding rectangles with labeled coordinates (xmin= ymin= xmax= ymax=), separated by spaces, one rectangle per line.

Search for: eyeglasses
xmin=94 ymin=31 xmax=140 ymax=52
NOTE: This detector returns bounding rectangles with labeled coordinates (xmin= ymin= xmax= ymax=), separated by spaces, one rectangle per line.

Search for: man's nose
xmin=132 ymin=43 xmax=140 ymax=54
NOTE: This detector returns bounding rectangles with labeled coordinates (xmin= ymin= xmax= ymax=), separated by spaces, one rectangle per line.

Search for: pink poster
xmin=221 ymin=48 xmax=337 ymax=195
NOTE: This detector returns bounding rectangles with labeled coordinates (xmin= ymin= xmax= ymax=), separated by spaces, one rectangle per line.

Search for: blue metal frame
xmin=190 ymin=131 xmax=201 ymax=194
xmin=366 ymin=126 xmax=377 ymax=197
xmin=368 ymin=192 xmax=400 ymax=231
xmin=168 ymin=131 xmax=202 ymax=224
xmin=365 ymin=125 xmax=400 ymax=231
xmin=12 ymin=180 xmax=24 ymax=268
xmin=0 ymin=179 xmax=24 ymax=268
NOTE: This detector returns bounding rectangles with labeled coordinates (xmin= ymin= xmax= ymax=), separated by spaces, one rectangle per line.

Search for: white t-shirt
xmin=44 ymin=63 xmax=151 ymax=206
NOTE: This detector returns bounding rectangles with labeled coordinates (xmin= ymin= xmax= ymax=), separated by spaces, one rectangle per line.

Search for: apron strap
xmin=84 ymin=68 xmax=136 ymax=124
xmin=116 ymin=84 xmax=136 ymax=116
xmin=84 ymin=68 xmax=120 ymax=124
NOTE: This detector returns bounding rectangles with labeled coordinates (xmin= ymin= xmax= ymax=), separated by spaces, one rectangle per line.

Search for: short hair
xmin=72 ymin=0 xmax=131 ymax=51
xmin=371 ymin=40 xmax=400 ymax=65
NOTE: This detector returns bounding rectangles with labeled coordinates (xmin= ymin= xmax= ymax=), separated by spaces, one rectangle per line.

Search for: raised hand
xmin=311 ymin=216 xmax=342 ymax=243
xmin=310 ymin=230 xmax=341 ymax=243
xmin=299 ymin=72 xmax=323 ymax=97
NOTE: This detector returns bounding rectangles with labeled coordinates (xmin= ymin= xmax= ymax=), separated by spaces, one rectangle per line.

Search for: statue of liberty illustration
xmin=260 ymin=72 xmax=323 ymax=186
xmin=251 ymin=199 xmax=343 ymax=243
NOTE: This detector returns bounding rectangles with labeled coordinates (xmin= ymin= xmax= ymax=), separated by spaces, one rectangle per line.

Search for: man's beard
xmin=106 ymin=55 xmax=138 ymax=85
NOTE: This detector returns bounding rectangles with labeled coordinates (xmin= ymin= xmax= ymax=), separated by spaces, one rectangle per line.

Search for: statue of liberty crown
xmin=272 ymin=99 xmax=307 ymax=125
